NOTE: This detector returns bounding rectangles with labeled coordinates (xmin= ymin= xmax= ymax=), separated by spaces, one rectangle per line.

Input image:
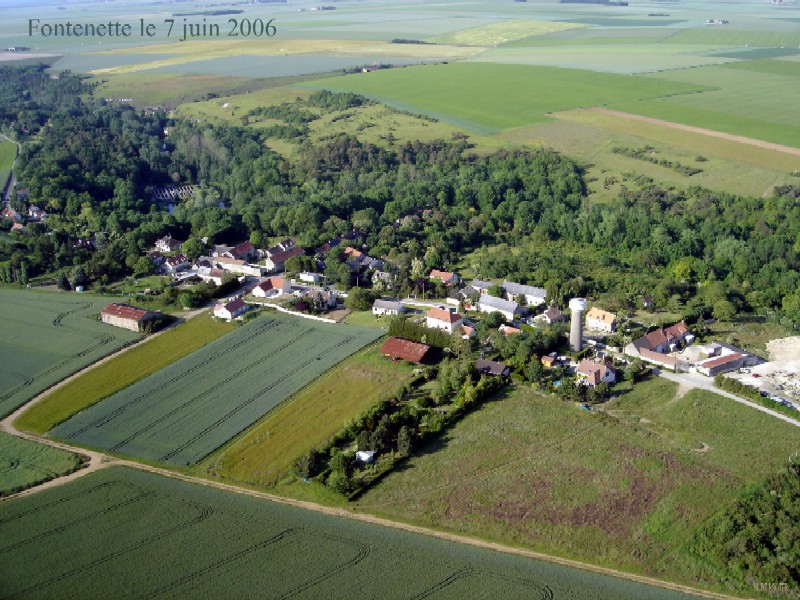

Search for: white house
xmin=503 ymin=281 xmax=547 ymax=307
xmin=214 ymin=297 xmax=249 ymax=320
xmin=253 ymin=277 xmax=292 ymax=298
xmin=264 ymin=246 xmax=304 ymax=272
xmin=426 ymin=306 xmax=464 ymax=334
xmin=154 ymin=235 xmax=183 ymax=253
xmin=372 ymin=299 xmax=405 ymax=316
xmin=299 ymin=272 xmax=321 ymax=284
xmin=477 ymin=295 xmax=522 ymax=321
xmin=585 ymin=307 xmax=617 ymax=333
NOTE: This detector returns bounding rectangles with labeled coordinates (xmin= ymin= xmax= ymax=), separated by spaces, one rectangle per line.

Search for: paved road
xmin=656 ymin=369 xmax=800 ymax=428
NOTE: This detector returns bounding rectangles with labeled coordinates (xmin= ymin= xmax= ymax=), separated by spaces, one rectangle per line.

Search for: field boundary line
xmin=114 ymin=463 xmax=753 ymax=600
xmin=589 ymin=108 xmax=800 ymax=157
xmin=0 ymin=422 xmax=755 ymax=600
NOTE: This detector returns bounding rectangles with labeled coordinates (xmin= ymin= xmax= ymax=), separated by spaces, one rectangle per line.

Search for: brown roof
xmin=476 ymin=358 xmax=510 ymax=376
xmin=223 ymin=298 xmax=246 ymax=312
xmin=102 ymin=303 xmax=152 ymax=322
xmin=665 ymin=321 xmax=689 ymax=338
xmin=268 ymin=246 xmax=304 ymax=264
xmin=577 ymin=359 xmax=609 ymax=386
xmin=429 ymin=269 xmax=456 ymax=282
xmin=427 ymin=307 xmax=463 ymax=324
xmin=229 ymin=241 xmax=255 ymax=259
xmin=699 ymin=353 xmax=745 ymax=370
xmin=380 ymin=337 xmax=431 ymax=363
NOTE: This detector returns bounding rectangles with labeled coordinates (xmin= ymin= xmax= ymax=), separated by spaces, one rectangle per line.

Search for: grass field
xmin=0 ymin=139 xmax=16 ymax=193
xmin=304 ymin=63 xmax=707 ymax=133
xmin=51 ymin=314 xmax=382 ymax=466
xmin=15 ymin=313 xmax=234 ymax=435
xmin=0 ymin=466 xmax=708 ymax=600
xmin=0 ymin=433 xmax=84 ymax=497
xmin=0 ymin=290 xmax=140 ymax=420
xmin=204 ymin=347 xmax=412 ymax=488
xmin=352 ymin=378 xmax=800 ymax=595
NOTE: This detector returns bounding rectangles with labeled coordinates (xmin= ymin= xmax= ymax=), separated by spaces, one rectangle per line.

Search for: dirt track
xmin=591 ymin=107 xmax=800 ymax=158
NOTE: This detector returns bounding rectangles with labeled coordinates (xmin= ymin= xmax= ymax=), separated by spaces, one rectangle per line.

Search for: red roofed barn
xmin=101 ymin=303 xmax=159 ymax=332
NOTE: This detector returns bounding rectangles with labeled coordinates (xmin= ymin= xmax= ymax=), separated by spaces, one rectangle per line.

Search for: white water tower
xmin=569 ymin=298 xmax=588 ymax=352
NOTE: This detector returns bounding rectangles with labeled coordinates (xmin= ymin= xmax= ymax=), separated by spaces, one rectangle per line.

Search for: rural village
xmin=1 ymin=1 xmax=800 ymax=599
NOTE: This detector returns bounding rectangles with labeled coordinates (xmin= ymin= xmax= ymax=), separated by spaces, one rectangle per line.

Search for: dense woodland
xmin=1 ymin=64 xmax=800 ymax=330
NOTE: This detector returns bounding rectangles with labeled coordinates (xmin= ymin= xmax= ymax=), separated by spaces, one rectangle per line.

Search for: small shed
xmin=356 ymin=450 xmax=375 ymax=464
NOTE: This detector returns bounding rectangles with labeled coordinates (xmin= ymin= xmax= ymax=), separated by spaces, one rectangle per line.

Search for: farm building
xmin=214 ymin=298 xmax=249 ymax=321
xmin=101 ymin=303 xmax=159 ymax=332
xmin=503 ymin=281 xmax=547 ymax=307
xmin=585 ymin=307 xmax=617 ymax=333
xmin=695 ymin=344 xmax=758 ymax=376
xmin=380 ymin=337 xmax=431 ymax=364
xmin=372 ymin=299 xmax=404 ymax=316
xmin=477 ymin=295 xmax=522 ymax=321
xmin=426 ymin=307 xmax=464 ymax=334
xmin=476 ymin=358 xmax=510 ymax=377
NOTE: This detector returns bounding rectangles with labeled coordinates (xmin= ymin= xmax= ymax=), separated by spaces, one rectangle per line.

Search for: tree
xmin=56 ymin=271 xmax=70 ymax=291
xmin=133 ymin=256 xmax=154 ymax=278
xmin=526 ymin=358 xmax=545 ymax=383
xmin=488 ymin=284 xmax=505 ymax=298
xmin=713 ymin=298 xmax=736 ymax=322
xmin=345 ymin=287 xmax=375 ymax=311
xmin=397 ymin=426 xmax=413 ymax=456
xmin=182 ymin=236 xmax=205 ymax=260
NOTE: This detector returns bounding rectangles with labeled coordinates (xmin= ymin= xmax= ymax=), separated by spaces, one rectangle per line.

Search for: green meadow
xmin=0 ymin=139 xmax=16 ymax=193
xmin=353 ymin=379 xmax=800 ymax=597
xmin=0 ymin=433 xmax=84 ymax=496
xmin=304 ymin=63 xmax=707 ymax=133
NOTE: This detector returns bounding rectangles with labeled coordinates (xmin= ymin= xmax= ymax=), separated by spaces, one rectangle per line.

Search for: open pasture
xmin=0 ymin=466 xmax=708 ymax=600
xmin=304 ymin=63 xmax=706 ymax=132
xmin=0 ymin=290 xmax=140 ymax=420
xmin=51 ymin=314 xmax=381 ymax=466
xmin=354 ymin=379 xmax=800 ymax=595
xmin=0 ymin=433 xmax=83 ymax=497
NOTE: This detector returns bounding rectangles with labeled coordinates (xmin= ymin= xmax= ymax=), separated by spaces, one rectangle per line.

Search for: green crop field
xmin=0 ymin=466 xmax=707 ymax=600
xmin=0 ymin=433 xmax=84 ymax=497
xmin=0 ymin=139 xmax=16 ymax=193
xmin=353 ymin=378 xmax=800 ymax=595
xmin=51 ymin=314 xmax=382 ymax=466
xmin=304 ymin=63 xmax=707 ymax=133
xmin=15 ymin=314 xmax=234 ymax=435
xmin=0 ymin=290 xmax=140 ymax=419
xmin=205 ymin=348 xmax=413 ymax=488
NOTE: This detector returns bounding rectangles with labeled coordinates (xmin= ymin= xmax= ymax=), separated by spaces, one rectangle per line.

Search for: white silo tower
xmin=569 ymin=298 xmax=588 ymax=352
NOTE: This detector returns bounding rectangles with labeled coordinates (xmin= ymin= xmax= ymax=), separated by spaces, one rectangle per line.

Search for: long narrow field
xmin=0 ymin=139 xmax=16 ymax=193
xmin=0 ymin=290 xmax=140 ymax=419
xmin=15 ymin=313 xmax=234 ymax=435
xmin=51 ymin=314 xmax=381 ymax=466
xmin=0 ymin=466 xmax=708 ymax=600
xmin=204 ymin=348 xmax=413 ymax=488
xmin=352 ymin=378 xmax=800 ymax=596
xmin=0 ymin=433 xmax=84 ymax=497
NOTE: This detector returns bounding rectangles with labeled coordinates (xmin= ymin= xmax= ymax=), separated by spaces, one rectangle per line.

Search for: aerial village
xmin=93 ymin=227 xmax=800 ymax=416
